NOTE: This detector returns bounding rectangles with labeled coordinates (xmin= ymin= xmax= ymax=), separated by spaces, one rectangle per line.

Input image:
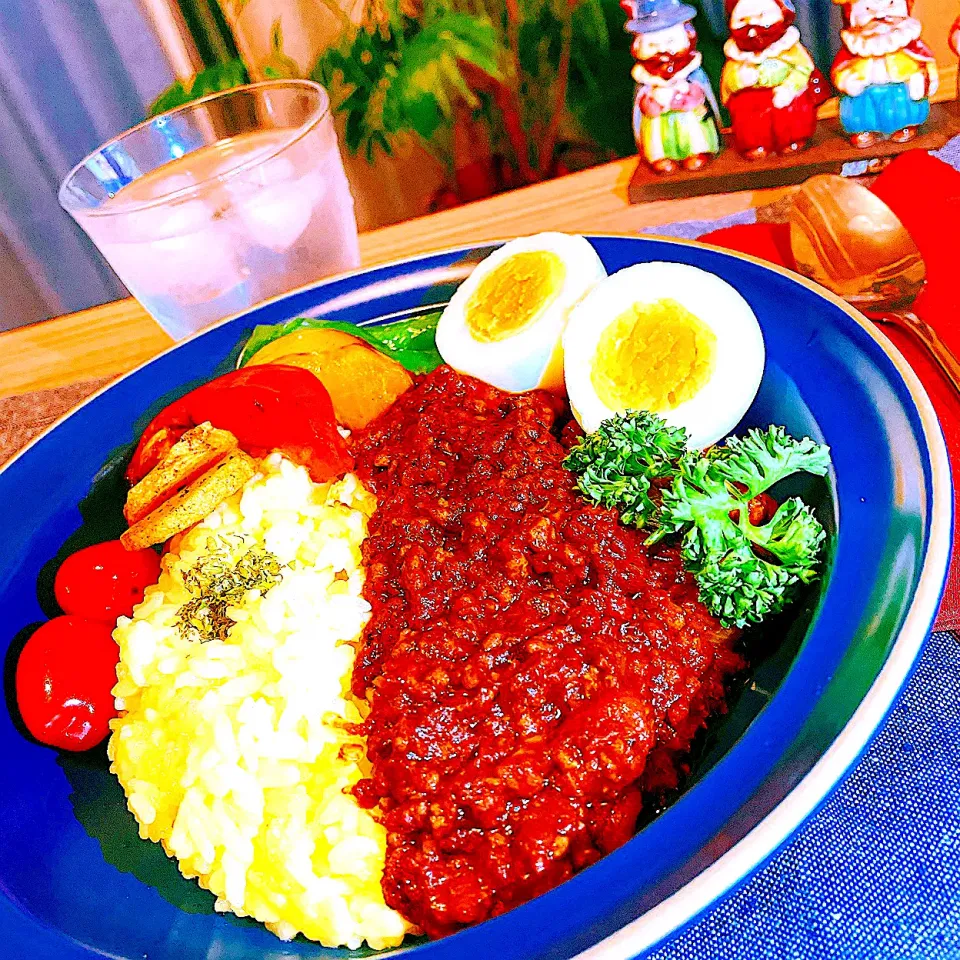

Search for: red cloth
xmin=700 ymin=150 xmax=960 ymax=629
xmin=728 ymin=87 xmax=818 ymax=155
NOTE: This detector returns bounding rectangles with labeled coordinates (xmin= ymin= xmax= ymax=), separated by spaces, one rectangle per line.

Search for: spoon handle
xmin=884 ymin=311 xmax=960 ymax=402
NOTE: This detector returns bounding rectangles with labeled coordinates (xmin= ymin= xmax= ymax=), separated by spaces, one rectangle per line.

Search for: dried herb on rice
xmin=177 ymin=536 xmax=284 ymax=642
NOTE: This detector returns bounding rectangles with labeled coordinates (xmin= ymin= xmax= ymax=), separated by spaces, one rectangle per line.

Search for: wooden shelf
xmin=628 ymin=100 xmax=960 ymax=203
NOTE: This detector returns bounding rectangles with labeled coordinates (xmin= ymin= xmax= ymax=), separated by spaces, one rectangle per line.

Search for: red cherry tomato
xmin=15 ymin=616 xmax=120 ymax=751
xmin=54 ymin=539 xmax=161 ymax=620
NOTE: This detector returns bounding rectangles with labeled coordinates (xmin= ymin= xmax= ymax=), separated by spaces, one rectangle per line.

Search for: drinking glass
xmin=60 ymin=80 xmax=360 ymax=341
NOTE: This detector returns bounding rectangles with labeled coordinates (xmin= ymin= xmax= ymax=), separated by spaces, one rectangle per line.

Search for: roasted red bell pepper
xmin=127 ymin=365 xmax=353 ymax=484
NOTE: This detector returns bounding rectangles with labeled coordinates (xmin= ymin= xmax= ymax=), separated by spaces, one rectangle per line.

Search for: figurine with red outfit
xmin=831 ymin=0 xmax=938 ymax=148
xmin=624 ymin=0 xmax=722 ymax=174
xmin=720 ymin=0 xmax=827 ymax=158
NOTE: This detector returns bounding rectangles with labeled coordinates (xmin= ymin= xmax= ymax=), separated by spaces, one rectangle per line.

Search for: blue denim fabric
xmin=646 ymin=630 xmax=960 ymax=960
xmin=640 ymin=209 xmax=759 ymax=238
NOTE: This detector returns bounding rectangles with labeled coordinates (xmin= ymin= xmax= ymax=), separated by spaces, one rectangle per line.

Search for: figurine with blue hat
xmin=721 ymin=0 xmax=826 ymax=158
xmin=622 ymin=0 xmax=722 ymax=174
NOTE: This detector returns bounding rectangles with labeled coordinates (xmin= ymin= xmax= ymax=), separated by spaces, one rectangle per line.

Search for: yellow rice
xmin=108 ymin=453 xmax=413 ymax=949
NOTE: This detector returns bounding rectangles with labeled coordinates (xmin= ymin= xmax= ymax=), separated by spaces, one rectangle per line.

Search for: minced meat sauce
xmin=350 ymin=365 xmax=743 ymax=938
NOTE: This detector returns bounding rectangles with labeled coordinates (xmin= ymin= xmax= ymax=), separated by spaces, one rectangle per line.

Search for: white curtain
xmin=0 ymin=0 xmax=176 ymax=331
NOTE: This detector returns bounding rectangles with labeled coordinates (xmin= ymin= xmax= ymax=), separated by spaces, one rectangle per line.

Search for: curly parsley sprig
xmin=564 ymin=414 xmax=831 ymax=628
xmin=563 ymin=411 xmax=688 ymax=528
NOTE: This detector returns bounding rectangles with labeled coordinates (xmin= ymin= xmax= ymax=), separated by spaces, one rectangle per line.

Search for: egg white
xmin=563 ymin=262 xmax=765 ymax=449
xmin=435 ymin=233 xmax=606 ymax=393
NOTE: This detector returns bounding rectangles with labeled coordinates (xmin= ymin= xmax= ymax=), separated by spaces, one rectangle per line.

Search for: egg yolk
xmin=465 ymin=252 xmax=566 ymax=342
xmin=591 ymin=299 xmax=717 ymax=412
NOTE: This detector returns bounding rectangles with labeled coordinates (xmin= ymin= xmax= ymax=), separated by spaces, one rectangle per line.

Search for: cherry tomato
xmin=54 ymin=539 xmax=161 ymax=620
xmin=15 ymin=616 xmax=119 ymax=751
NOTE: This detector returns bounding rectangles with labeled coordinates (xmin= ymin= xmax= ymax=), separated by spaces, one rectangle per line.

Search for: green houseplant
xmin=150 ymin=0 xmax=723 ymax=206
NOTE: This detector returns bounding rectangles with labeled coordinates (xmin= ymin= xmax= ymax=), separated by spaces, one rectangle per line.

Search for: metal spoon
xmin=789 ymin=174 xmax=960 ymax=401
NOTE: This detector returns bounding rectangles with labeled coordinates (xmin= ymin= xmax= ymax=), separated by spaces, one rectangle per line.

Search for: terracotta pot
xmin=336 ymin=125 xmax=447 ymax=230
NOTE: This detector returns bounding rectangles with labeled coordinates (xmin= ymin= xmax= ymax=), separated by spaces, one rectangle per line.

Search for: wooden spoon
xmin=789 ymin=174 xmax=960 ymax=400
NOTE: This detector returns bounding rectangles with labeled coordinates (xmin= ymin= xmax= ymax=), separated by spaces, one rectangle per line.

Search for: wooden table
xmin=0 ymin=157 xmax=793 ymax=400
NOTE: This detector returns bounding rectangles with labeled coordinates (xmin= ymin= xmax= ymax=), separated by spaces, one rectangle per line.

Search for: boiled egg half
xmin=435 ymin=233 xmax=606 ymax=392
xmin=563 ymin=262 xmax=764 ymax=449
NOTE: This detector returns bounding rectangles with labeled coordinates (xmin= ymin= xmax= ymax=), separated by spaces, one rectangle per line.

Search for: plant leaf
xmin=147 ymin=59 xmax=249 ymax=117
xmin=571 ymin=0 xmax=609 ymax=53
xmin=565 ymin=0 xmax=634 ymax=156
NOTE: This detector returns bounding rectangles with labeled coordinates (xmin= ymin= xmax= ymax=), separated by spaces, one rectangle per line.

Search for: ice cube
xmin=225 ymin=166 xmax=327 ymax=255
xmin=211 ymin=138 xmax=284 ymax=180
xmin=102 ymin=218 xmax=247 ymax=305
xmin=134 ymin=170 xmax=198 ymax=202
xmin=114 ymin=196 xmax=217 ymax=244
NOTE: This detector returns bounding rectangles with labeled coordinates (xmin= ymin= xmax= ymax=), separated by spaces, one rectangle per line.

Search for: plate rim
xmin=0 ymin=235 xmax=951 ymax=959
xmin=571 ymin=239 xmax=953 ymax=959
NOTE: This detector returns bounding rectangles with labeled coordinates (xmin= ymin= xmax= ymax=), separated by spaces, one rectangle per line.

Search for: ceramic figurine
xmin=950 ymin=15 xmax=960 ymax=97
xmin=831 ymin=0 xmax=939 ymax=148
xmin=623 ymin=0 xmax=722 ymax=174
xmin=720 ymin=0 xmax=822 ymax=159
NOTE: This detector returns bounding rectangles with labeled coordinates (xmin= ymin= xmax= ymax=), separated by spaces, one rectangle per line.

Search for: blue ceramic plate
xmin=0 ymin=237 xmax=951 ymax=960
